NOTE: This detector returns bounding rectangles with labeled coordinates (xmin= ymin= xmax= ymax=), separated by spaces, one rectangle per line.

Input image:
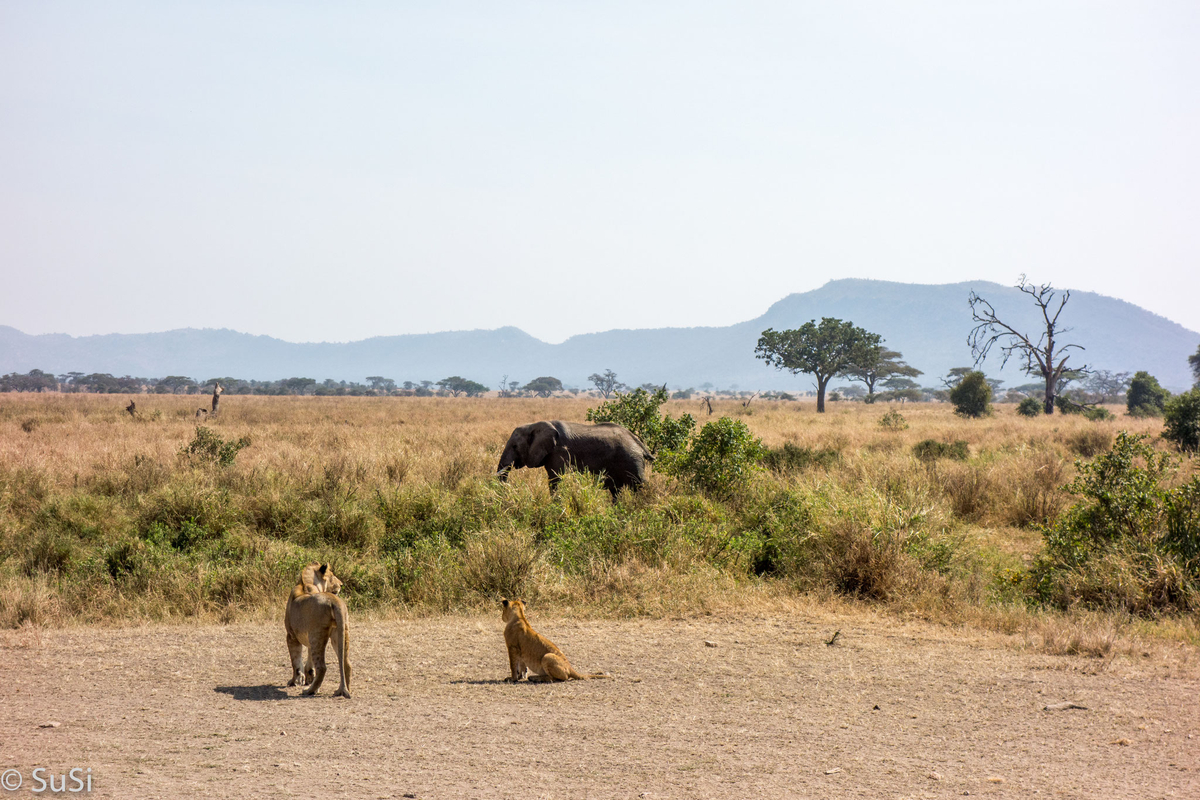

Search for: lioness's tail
xmin=569 ymin=670 xmax=613 ymax=680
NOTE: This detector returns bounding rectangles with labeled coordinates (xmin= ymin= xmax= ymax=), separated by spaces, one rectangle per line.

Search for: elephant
xmin=495 ymin=420 xmax=654 ymax=498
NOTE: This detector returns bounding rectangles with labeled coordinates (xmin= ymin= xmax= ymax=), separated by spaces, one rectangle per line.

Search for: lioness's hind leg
xmin=286 ymin=632 xmax=305 ymax=687
xmin=542 ymin=653 xmax=573 ymax=682
xmin=302 ymin=629 xmax=330 ymax=696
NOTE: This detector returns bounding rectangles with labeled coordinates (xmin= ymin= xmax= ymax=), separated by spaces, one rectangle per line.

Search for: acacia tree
xmin=1190 ymin=345 xmax=1200 ymax=386
xmin=522 ymin=376 xmax=563 ymax=397
xmin=941 ymin=367 xmax=974 ymax=389
xmin=588 ymin=369 xmax=624 ymax=398
xmin=365 ymin=376 xmax=395 ymax=394
xmin=1082 ymin=370 xmax=1132 ymax=403
xmin=881 ymin=376 xmax=922 ymax=403
xmin=840 ymin=348 xmax=922 ymax=403
xmin=756 ymin=318 xmax=882 ymax=413
xmin=968 ymin=276 xmax=1086 ymax=415
xmin=437 ymin=376 xmax=488 ymax=397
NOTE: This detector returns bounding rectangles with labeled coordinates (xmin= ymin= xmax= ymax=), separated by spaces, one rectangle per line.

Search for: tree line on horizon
xmin=5 ymin=276 xmax=1199 ymax=408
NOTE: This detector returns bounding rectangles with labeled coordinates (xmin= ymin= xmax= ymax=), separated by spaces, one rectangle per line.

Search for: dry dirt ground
xmin=2 ymin=609 xmax=1197 ymax=799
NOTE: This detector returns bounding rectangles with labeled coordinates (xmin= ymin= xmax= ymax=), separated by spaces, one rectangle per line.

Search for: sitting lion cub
xmin=501 ymin=598 xmax=609 ymax=682
xmin=284 ymin=562 xmax=352 ymax=698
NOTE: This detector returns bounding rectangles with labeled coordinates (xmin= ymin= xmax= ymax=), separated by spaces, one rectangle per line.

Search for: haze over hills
xmin=2 ymin=280 xmax=1197 ymax=392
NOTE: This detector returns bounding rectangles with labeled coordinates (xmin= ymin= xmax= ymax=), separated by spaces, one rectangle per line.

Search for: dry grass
xmin=0 ymin=392 xmax=1193 ymax=654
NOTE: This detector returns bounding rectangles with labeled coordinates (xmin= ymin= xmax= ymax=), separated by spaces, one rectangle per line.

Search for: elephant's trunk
xmin=495 ymin=451 xmax=515 ymax=481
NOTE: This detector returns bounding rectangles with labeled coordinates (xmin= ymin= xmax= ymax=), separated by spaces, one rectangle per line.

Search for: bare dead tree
xmin=211 ymin=383 xmax=224 ymax=415
xmin=125 ymin=400 xmax=137 ymax=419
xmin=741 ymin=392 xmax=758 ymax=409
xmin=700 ymin=396 xmax=714 ymax=415
xmin=968 ymin=275 xmax=1086 ymax=414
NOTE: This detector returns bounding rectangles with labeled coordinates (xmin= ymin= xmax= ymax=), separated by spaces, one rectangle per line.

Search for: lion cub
xmin=501 ymin=598 xmax=609 ymax=682
xmin=284 ymin=562 xmax=352 ymax=698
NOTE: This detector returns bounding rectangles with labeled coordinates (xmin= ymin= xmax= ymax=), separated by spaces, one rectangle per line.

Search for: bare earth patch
xmin=2 ymin=611 xmax=1197 ymax=799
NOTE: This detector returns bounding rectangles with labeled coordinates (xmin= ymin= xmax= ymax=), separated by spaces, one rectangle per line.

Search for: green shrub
xmin=1127 ymin=371 xmax=1169 ymax=418
xmin=1030 ymin=432 xmax=1200 ymax=614
xmin=307 ymin=489 xmax=379 ymax=548
xmin=1016 ymin=397 xmax=1042 ymax=417
xmin=761 ymin=444 xmax=840 ymax=474
xmin=658 ymin=417 xmax=765 ymax=497
xmin=586 ymin=387 xmax=695 ymax=456
xmin=377 ymin=486 xmax=470 ymax=553
xmin=737 ymin=489 xmax=814 ymax=576
xmin=138 ymin=482 xmax=242 ymax=538
xmin=143 ymin=518 xmax=214 ymax=552
xmin=878 ymin=409 xmax=908 ymax=430
xmin=103 ymin=539 xmax=152 ymax=586
xmin=1162 ymin=388 xmax=1200 ymax=453
xmin=23 ymin=531 xmax=75 ymax=576
xmin=541 ymin=513 xmax=630 ymax=573
xmin=912 ymin=439 xmax=969 ymax=461
xmin=180 ymin=426 xmax=251 ymax=467
xmin=1165 ymin=480 xmax=1200 ymax=562
xmin=949 ymin=371 xmax=991 ymax=418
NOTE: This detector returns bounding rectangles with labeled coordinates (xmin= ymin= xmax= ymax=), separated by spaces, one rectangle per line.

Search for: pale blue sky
xmin=2 ymin=1 xmax=1197 ymax=343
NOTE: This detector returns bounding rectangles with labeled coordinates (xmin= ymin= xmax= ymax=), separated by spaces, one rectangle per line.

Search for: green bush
xmin=1162 ymin=388 xmax=1200 ymax=453
xmin=761 ymin=444 xmax=840 ymax=474
xmin=586 ymin=387 xmax=695 ymax=456
xmin=912 ymin=439 xmax=969 ymax=461
xmin=949 ymin=371 xmax=991 ymax=418
xmin=180 ymin=426 xmax=251 ymax=467
xmin=1127 ymin=371 xmax=1169 ymax=418
xmin=658 ymin=417 xmax=765 ymax=497
xmin=1016 ymin=397 xmax=1042 ymax=417
xmin=878 ymin=409 xmax=908 ymax=430
xmin=24 ymin=531 xmax=75 ymax=576
xmin=1030 ymin=431 xmax=1200 ymax=614
xmin=144 ymin=518 xmax=214 ymax=552
xmin=736 ymin=489 xmax=814 ymax=576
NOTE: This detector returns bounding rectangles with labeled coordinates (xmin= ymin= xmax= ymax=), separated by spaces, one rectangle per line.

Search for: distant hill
xmin=2 ymin=279 xmax=1197 ymax=391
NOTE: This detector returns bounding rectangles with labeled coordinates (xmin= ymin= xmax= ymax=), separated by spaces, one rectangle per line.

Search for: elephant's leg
xmin=546 ymin=466 xmax=561 ymax=494
xmin=601 ymin=473 xmax=621 ymax=499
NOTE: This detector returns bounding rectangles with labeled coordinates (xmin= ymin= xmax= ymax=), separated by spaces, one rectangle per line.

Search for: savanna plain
xmin=1 ymin=394 xmax=1197 ymax=798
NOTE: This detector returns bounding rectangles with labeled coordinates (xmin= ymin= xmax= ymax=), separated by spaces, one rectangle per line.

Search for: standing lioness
xmin=284 ymin=563 xmax=352 ymax=698
xmin=501 ymin=598 xmax=609 ymax=682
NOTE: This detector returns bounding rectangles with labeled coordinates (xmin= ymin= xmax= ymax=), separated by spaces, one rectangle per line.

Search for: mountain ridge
xmin=2 ymin=279 xmax=1197 ymax=391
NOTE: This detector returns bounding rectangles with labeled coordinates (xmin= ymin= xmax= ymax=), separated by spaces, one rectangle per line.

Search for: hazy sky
xmin=2 ymin=1 xmax=1198 ymax=344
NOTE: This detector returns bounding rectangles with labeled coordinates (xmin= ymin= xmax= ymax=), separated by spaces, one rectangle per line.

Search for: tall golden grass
xmin=0 ymin=392 xmax=1193 ymax=649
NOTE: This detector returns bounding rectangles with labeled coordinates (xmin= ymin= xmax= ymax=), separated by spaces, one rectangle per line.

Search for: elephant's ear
xmin=527 ymin=423 xmax=558 ymax=468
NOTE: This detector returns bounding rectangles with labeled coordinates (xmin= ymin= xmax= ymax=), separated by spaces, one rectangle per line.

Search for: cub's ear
xmin=318 ymin=564 xmax=329 ymax=576
xmin=501 ymin=598 xmax=509 ymax=607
